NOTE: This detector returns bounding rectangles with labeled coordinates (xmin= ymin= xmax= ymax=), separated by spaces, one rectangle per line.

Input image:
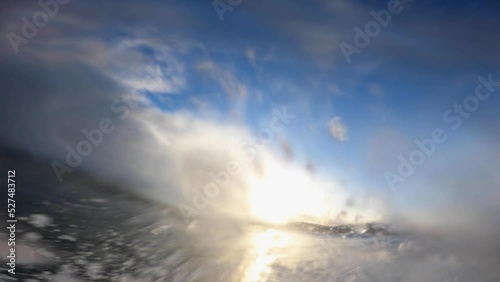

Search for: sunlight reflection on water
xmin=235 ymin=226 xmax=401 ymax=282
xmin=242 ymin=229 xmax=299 ymax=282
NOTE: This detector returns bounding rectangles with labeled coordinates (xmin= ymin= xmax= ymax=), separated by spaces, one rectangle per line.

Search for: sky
xmin=0 ymin=0 xmax=499 ymax=228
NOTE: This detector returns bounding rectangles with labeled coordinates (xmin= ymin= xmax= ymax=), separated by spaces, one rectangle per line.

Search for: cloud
xmin=10 ymin=32 xmax=194 ymax=96
xmin=109 ymin=37 xmax=189 ymax=94
xmin=0 ymin=28 xmax=379 ymax=224
xmin=197 ymin=60 xmax=248 ymax=98
xmin=327 ymin=116 xmax=348 ymax=142
xmin=190 ymin=97 xmax=209 ymax=109
xmin=0 ymin=38 xmax=245 ymax=215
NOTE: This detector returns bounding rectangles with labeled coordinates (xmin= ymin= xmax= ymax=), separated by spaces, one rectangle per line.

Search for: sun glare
xmin=248 ymin=162 xmax=328 ymax=224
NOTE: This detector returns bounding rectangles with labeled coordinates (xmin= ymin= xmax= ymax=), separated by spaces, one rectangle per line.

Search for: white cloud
xmin=107 ymin=37 xmax=191 ymax=94
xmin=120 ymin=108 xmax=378 ymax=223
xmin=23 ymin=35 xmax=192 ymax=95
xmin=327 ymin=116 xmax=348 ymax=142
xmin=197 ymin=60 xmax=248 ymax=98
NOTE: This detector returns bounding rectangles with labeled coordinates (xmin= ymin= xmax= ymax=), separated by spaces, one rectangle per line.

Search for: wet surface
xmin=0 ymin=148 xmax=495 ymax=281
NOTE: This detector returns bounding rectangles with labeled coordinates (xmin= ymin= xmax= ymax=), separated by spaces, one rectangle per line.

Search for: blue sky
xmin=1 ymin=0 xmax=499 ymax=224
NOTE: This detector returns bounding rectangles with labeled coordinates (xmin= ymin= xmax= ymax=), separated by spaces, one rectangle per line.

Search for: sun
xmin=247 ymin=161 xmax=327 ymax=224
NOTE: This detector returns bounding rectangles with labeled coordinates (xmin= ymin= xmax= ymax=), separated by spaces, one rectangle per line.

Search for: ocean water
xmin=0 ymin=195 xmax=428 ymax=282
xmin=0 ymin=186 xmax=467 ymax=282
xmin=0 ymin=150 xmax=499 ymax=282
